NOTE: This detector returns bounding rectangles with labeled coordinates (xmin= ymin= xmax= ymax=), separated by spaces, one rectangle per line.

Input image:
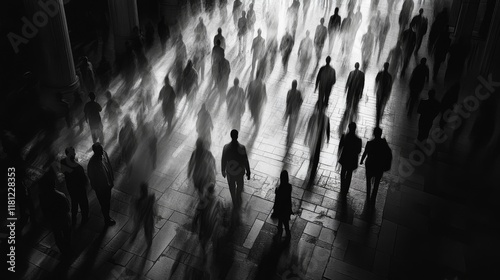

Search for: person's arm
xmin=315 ymin=68 xmax=321 ymax=91
xmin=360 ymin=142 xmax=369 ymax=164
xmin=244 ymin=147 xmax=251 ymax=180
xmin=326 ymin=118 xmax=330 ymax=144
xmin=337 ymin=134 xmax=344 ymax=159
xmin=221 ymin=147 xmax=227 ymax=178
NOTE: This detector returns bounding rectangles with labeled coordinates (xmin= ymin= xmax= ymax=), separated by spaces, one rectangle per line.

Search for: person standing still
xmin=273 ymin=170 xmax=293 ymax=242
xmin=60 ymin=147 xmax=89 ymax=226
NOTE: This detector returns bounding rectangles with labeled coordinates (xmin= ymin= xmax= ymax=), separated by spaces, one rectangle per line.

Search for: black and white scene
xmin=1 ymin=0 xmax=500 ymax=279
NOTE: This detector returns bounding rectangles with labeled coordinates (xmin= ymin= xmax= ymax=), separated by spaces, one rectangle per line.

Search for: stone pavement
xmin=18 ymin=1 xmax=497 ymax=280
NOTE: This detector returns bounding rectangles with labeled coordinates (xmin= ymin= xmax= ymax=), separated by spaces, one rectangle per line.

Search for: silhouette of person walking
xmin=214 ymin=27 xmax=226 ymax=50
xmin=407 ymin=57 xmax=429 ymax=117
xmin=221 ymin=130 xmax=251 ymax=209
xmin=84 ymin=92 xmax=104 ymax=144
xmin=417 ymin=89 xmax=441 ymax=141
xmin=237 ymin=11 xmax=248 ymax=55
xmin=314 ymin=18 xmax=328 ymax=63
xmin=338 ymin=122 xmax=362 ymax=195
xmin=375 ymin=62 xmax=393 ymax=126
xmin=158 ymin=17 xmax=170 ymax=53
xmin=188 ymin=137 xmax=216 ymax=195
xmin=227 ymin=78 xmax=246 ymax=130
xmin=361 ymin=26 xmax=375 ymax=71
xmin=305 ymin=103 xmax=330 ymax=186
xmin=130 ymin=182 xmax=157 ymax=248
xmin=246 ymin=72 xmax=267 ymax=128
xmin=401 ymin=26 xmax=417 ymax=77
xmin=410 ymin=8 xmax=428 ymax=56
xmin=345 ymin=62 xmax=365 ymax=122
xmin=328 ymin=7 xmax=342 ymax=53
xmin=158 ymin=75 xmax=176 ymax=130
xmin=60 ymin=147 xmax=89 ymax=226
xmin=377 ymin=14 xmax=391 ymax=62
xmin=196 ymin=103 xmax=214 ymax=146
xmin=87 ymin=142 xmax=116 ymax=226
xmin=251 ymin=29 xmax=266 ymax=78
xmin=315 ymin=56 xmax=336 ymax=108
xmin=298 ymin=30 xmax=313 ymax=79
xmin=273 ymin=170 xmax=293 ymax=242
xmin=285 ymin=80 xmax=303 ymax=145
xmin=360 ymin=127 xmax=392 ymax=205
xmin=279 ymin=31 xmax=295 ymax=71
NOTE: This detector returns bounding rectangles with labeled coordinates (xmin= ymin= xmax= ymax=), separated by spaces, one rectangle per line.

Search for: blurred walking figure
xmin=340 ymin=11 xmax=353 ymax=58
xmin=398 ymin=0 xmax=414 ymax=34
xmin=273 ymin=170 xmax=293 ymax=242
xmin=285 ymin=80 xmax=303 ymax=146
xmin=314 ymin=18 xmax=328 ymax=64
xmin=188 ymin=138 xmax=216 ymax=195
xmin=360 ymin=127 xmax=392 ymax=205
xmin=193 ymin=33 xmax=210 ymax=81
xmin=298 ymin=30 xmax=313 ymax=79
xmin=237 ymin=11 xmax=248 ymax=55
xmin=375 ymin=62 xmax=393 ymax=126
xmin=212 ymin=39 xmax=225 ymax=88
xmin=119 ymin=115 xmax=138 ymax=170
xmin=192 ymin=183 xmax=223 ymax=254
xmin=196 ymin=103 xmax=214 ymax=146
xmin=401 ymin=26 xmax=416 ymax=77
xmin=181 ymin=60 xmax=199 ymax=104
xmin=315 ymin=56 xmax=336 ymax=108
xmin=84 ymin=92 xmax=104 ymax=144
xmin=338 ymin=122 xmax=362 ymax=195
xmin=79 ymin=56 xmax=96 ymax=94
xmin=345 ymin=62 xmax=365 ymax=122
xmin=246 ymin=72 xmax=267 ymax=128
xmin=410 ymin=8 xmax=428 ymax=56
xmin=303 ymin=0 xmax=312 ymax=22
xmin=38 ymin=167 xmax=72 ymax=256
xmin=130 ymin=183 xmax=157 ymax=248
xmin=361 ymin=26 xmax=375 ymax=72
xmin=407 ymin=58 xmax=429 ymax=117
xmin=174 ymin=34 xmax=188 ymax=91
xmin=221 ymin=130 xmax=251 ymax=209
xmin=432 ymin=31 xmax=450 ymax=81
xmin=219 ymin=0 xmax=228 ymax=21
xmin=158 ymin=75 xmax=176 ymax=130
xmin=87 ymin=142 xmax=116 ymax=226
xmin=96 ymin=56 xmax=112 ymax=91
xmin=232 ymin=0 xmax=243 ymax=27
xmin=218 ymin=56 xmax=231 ymax=96
xmin=287 ymin=0 xmax=300 ymax=39
xmin=328 ymin=7 xmax=342 ymax=53
xmin=251 ymin=29 xmax=266 ymax=78
xmin=213 ymin=27 xmax=226 ymax=50
xmin=279 ymin=31 xmax=294 ymax=71
xmin=387 ymin=45 xmax=402 ymax=76
xmin=376 ymin=14 xmax=391 ymax=62
xmin=305 ymin=103 xmax=331 ymax=186
xmin=439 ymin=82 xmax=460 ymax=129
xmin=227 ymin=78 xmax=246 ymax=130
xmin=417 ymin=89 xmax=441 ymax=141
xmin=195 ymin=17 xmax=208 ymax=41
xmin=157 ymin=16 xmax=170 ymax=53
xmin=247 ymin=2 xmax=256 ymax=34
xmin=428 ymin=8 xmax=448 ymax=56
xmin=104 ymin=91 xmax=121 ymax=125
xmin=60 ymin=147 xmax=89 ymax=226
xmin=144 ymin=22 xmax=155 ymax=51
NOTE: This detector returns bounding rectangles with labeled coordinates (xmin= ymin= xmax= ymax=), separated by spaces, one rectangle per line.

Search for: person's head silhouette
xmin=320 ymin=18 xmax=325 ymax=25
xmin=241 ymin=10 xmax=246 ymax=17
xmin=92 ymin=142 xmax=104 ymax=156
xmin=384 ymin=62 xmax=389 ymax=71
xmin=234 ymin=78 xmax=240 ymax=86
xmin=218 ymin=27 xmax=222 ymax=34
xmin=348 ymin=122 xmax=357 ymax=133
xmin=420 ymin=57 xmax=427 ymax=65
xmin=257 ymin=28 xmax=262 ymax=36
xmin=355 ymin=62 xmax=360 ymax=69
xmin=230 ymin=129 xmax=238 ymax=141
xmin=326 ymin=56 xmax=331 ymax=65
xmin=280 ymin=170 xmax=289 ymax=184
xmin=373 ymin=127 xmax=382 ymax=139
xmin=292 ymin=80 xmax=297 ymax=89
xmin=335 ymin=7 xmax=339 ymax=14
xmin=88 ymin=92 xmax=96 ymax=101
xmin=419 ymin=8 xmax=424 ymax=15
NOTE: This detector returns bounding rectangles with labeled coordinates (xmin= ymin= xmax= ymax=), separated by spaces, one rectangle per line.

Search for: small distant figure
xmin=287 ymin=0 xmax=300 ymax=39
xmin=181 ymin=60 xmax=199 ymax=103
xmin=246 ymin=73 xmax=267 ymax=127
xmin=188 ymin=138 xmax=216 ymax=194
xmin=237 ymin=11 xmax=248 ymax=55
xmin=314 ymin=18 xmax=328 ymax=63
xmin=400 ymin=26 xmax=417 ymax=77
xmin=221 ymin=130 xmax=251 ymax=209
xmin=360 ymin=127 xmax=392 ymax=205
xmin=375 ymin=62 xmax=393 ymax=126
xmin=157 ymin=17 xmax=170 ymax=53
xmin=96 ymin=56 xmax=112 ymax=91
xmin=398 ymin=0 xmax=415 ymax=32
xmin=218 ymin=56 xmax=231 ymax=96
xmin=193 ymin=33 xmax=210 ymax=81
xmin=361 ymin=26 xmax=375 ymax=72
xmin=345 ymin=62 xmax=365 ymax=122
xmin=84 ymin=92 xmax=104 ymax=144
xmin=273 ymin=170 xmax=293 ymax=242
xmin=212 ymin=39 xmax=225 ymax=88
xmin=118 ymin=115 xmax=138 ymax=170
xmin=251 ymin=29 xmax=266 ymax=78
xmin=158 ymin=75 xmax=176 ymax=130
xmin=130 ymin=183 xmax=157 ymax=248
xmin=328 ymin=7 xmax=342 ymax=53
xmin=340 ymin=11 xmax=353 ymax=56
xmin=247 ymin=3 xmax=256 ymax=33
xmin=38 ymin=166 xmax=71 ymax=256
xmin=233 ymin=0 xmax=243 ymax=27
xmin=87 ymin=142 xmax=116 ymax=226
xmin=196 ymin=103 xmax=214 ymax=146
xmin=279 ymin=31 xmax=295 ymax=71
xmin=298 ymin=30 xmax=313 ymax=79
xmin=387 ymin=45 xmax=403 ymax=76
xmin=377 ymin=14 xmax=391 ymax=62
xmin=407 ymin=58 xmax=429 ymax=117
xmin=214 ymin=27 xmax=226 ymax=50
xmin=315 ymin=56 xmax=336 ymax=108
xmin=227 ymin=78 xmax=246 ymax=130
xmin=195 ymin=17 xmax=208 ymax=41
xmin=410 ymin=8 xmax=428 ymax=56
xmin=60 ymin=147 xmax=89 ymax=226
xmin=285 ymin=80 xmax=303 ymax=145
xmin=104 ymin=91 xmax=121 ymax=124
xmin=79 ymin=56 xmax=96 ymax=94
xmin=417 ymin=89 xmax=441 ymax=141
xmin=305 ymin=103 xmax=330 ymax=185
xmin=338 ymin=122 xmax=362 ymax=195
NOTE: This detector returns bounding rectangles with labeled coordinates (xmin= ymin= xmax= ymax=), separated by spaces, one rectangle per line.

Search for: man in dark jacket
xmin=60 ymin=147 xmax=89 ymax=226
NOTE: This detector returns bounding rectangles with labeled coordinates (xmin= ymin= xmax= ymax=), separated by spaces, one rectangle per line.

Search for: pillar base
xmin=38 ymin=77 xmax=80 ymax=118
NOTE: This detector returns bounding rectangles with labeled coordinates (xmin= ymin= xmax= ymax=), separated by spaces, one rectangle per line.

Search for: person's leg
xmin=345 ymin=169 xmax=353 ymax=192
xmin=277 ymin=219 xmax=283 ymax=237
xmin=366 ymin=169 xmax=372 ymax=200
xmin=284 ymin=219 xmax=291 ymax=238
xmin=340 ymin=166 xmax=347 ymax=193
xmin=96 ymin=188 xmax=111 ymax=222
xmin=372 ymin=173 xmax=383 ymax=204
xmin=227 ymin=175 xmax=237 ymax=207
xmin=80 ymin=193 xmax=90 ymax=223
xmin=236 ymin=175 xmax=244 ymax=208
xmin=70 ymin=195 xmax=78 ymax=224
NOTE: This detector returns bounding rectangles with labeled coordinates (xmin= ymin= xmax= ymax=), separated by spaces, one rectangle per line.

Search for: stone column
xmin=108 ymin=0 xmax=139 ymax=57
xmin=453 ymin=0 xmax=480 ymax=40
xmin=23 ymin=0 xmax=79 ymax=115
xmin=479 ymin=2 xmax=500 ymax=75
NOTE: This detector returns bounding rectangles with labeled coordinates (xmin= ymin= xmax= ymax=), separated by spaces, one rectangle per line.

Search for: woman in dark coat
xmin=273 ymin=170 xmax=293 ymax=242
xmin=338 ymin=122 xmax=362 ymax=195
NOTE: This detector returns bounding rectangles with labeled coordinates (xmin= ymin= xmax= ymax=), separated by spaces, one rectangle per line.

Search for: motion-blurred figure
xmin=181 ymin=60 xmax=199 ymax=104
xmin=377 ymin=14 xmax=391 ymax=62
xmin=375 ymin=62 xmax=393 ymax=126
xmin=79 ymin=56 xmax=96 ymax=94
xmin=60 ymin=147 xmax=89 ymax=226
xmin=119 ymin=115 xmax=138 ymax=170
xmin=361 ymin=26 xmax=375 ymax=72
xmin=214 ymin=27 xmax=226 ymax=50
xmin=233 ymin=0 xmax=243 ymax=27
xmin=399 ymin=0 xmax=414 ymax=34
xmin=345 ymin=62 xmax=365 ymax=122
xmin=444 ymin=38 xmax=470 ymax=86
xmin=407 ymin=58 xmax=429 ymax=117
xmin=387 ymin=45 xmax=403 ymax=76
xmin=84 ymin=92 xmax=104 ymax=144
xmin=251 ymin=29 xmax=266 ymax=78
xmin=247 ymin=2 xmax=256 ymax=34
xmin=401 ymin=26 xmax=416 ymax=77
xmin=158 ymin=75 xmax=176 ymax=130
xmin=212 ymin=39 xmax=225 ymax=88
xmin=298 ymin=30 xmax=313 ymax=79
xmin=273 ymin=170 xmax=293 ymax=242
xmin=193 ymin=33 xmax=210 ymax=81
xmin=227 ymin=78 xmax=246 ymax=130
xmin=188 ymin=138 xmax=216 ymax=195
xmin=246 ymin=72 xmax=267 ymax=128
xmin=340 ymin=11 xmax=353 ymax=57
xmin=218 ymin=56 xmax=231 ymax=96
xmin=305 ymin=103 xmax=330 ymax=186
xmin=130 ymin=183 xmax=157 ymax=248
xmin=417 ymin=89 xmax=440 ymax=141
xmin=328 ymin=7 xmax=342 ymax=53
xmin=192 ymin=183 xmax=223 ymax=254
xmin=279 ymin=31 xmax=295 ymax=71
xmin=221 ymin=130 xmax=251 ymax=209
xmin=174 ymin=34 xmax=188 ymax=92
xmin=315 ymin=56 xmax=336 ymax=108
xmin=337 ymin=122 xmax=362 ymax=195
xmin=144 ymin=22 xmax=155 ymax=51
xmin=314 ymin=18 xmax=328 ymax=63
xmin=285 ymin=80 xmax=303 ymax=146
xmin=428 ymin=8 xmax=448 ymax=56
xmin=410 ymin=8 xmax=428 ymax=56
xmin=96 ymin=56 xmax=112 ymax=91
xmin=196 ymin=103 xmax=214 ymax=146
xmin=287 ymin=0 xmax=300 ymax=39
xmin=265 ymin=35 xmax=278 ymax=77
xmin=158 ymin=17 xmax=170 ymax=53
xmin=237 ymin=11 xmax=248 ymax=55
